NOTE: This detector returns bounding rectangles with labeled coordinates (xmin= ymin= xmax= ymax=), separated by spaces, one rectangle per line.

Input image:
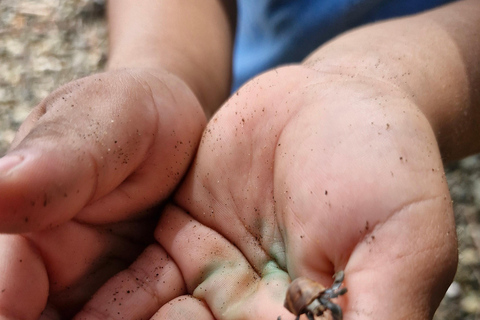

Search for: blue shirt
xmin=233 ymin=0 xmax=456 ymax=90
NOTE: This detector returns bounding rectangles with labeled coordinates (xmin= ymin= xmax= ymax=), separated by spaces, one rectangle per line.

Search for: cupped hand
xmin=0 ymin=68 xmax=206 ymax=318
xmin=76 ymin=66 xmax=457 ymax=320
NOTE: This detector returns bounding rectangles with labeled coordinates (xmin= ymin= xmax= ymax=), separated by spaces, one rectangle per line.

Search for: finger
xmin=74 ymin=244 xmax=186 ymax=320
xmin=0 ymin=234 xmax=49 ymax=320
xmin=155 ymin=205 xmax=291 ymax=319
xmin=39 ymin=304 xmax=61 ymax=320
xmin=343 ymin=196 xmax=457 ymax=320
xmin=152 ymin=295 xmax=214 ymax=320
xmin=0 ymin=70 xmax=205 ymax=232
xmin=25 ymin=219 xmax=150 ymax=315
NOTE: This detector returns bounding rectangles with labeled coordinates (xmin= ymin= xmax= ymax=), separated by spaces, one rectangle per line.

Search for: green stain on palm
xmin=262 ymin=260 xmax=284 ymax=277
xmin=251 ymin=212 xmax=288 ymax=270
xmin=261 ymin=260 xmax=291 ymax=303
xmin=194 ymin=258 xmax=237 ymax=287
xmin=269 ymin=240 xmax=287 ymax=269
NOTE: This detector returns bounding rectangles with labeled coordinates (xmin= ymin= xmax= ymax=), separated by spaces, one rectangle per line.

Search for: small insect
xmin=278 ymin=271 xmax=347 ymax=320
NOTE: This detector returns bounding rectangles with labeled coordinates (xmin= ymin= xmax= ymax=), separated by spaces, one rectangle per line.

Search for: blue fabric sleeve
xmin=232 ymin=0 xmax=456 ymax=90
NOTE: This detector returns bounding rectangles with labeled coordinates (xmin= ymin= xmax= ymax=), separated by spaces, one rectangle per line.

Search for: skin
xmin=0 ymin=0 xmax=479 ymax=319
xmin=0 ymin=69 xmax=206 ymax=318
xmin=0 ymin=0 xmax=234 ymax=317
xmin=75 ymin=65 xmax=457 ymax=320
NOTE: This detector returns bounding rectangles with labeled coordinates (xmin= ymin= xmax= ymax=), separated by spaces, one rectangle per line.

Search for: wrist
xmin=303 ymin=0 xmax=480 ymax=162
xmin=106 ymin=44 xmax=229 ymax=120
xmin=106 ymin=0 xmax=236 ymax=118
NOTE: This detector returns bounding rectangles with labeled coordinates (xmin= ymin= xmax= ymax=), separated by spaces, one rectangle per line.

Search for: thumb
xmin=343 ymin=197 xmax=457 ymax=319
xmin=0 ymin=69 xmax=205 ymax=232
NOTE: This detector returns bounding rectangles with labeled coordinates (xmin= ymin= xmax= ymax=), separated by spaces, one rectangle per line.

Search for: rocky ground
xmin=0 ymin=0 xmax=479 ymax=318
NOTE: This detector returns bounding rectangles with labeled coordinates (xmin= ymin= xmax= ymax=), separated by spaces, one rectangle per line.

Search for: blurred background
xmin=0 ymin=0 xmax=479 ymax=318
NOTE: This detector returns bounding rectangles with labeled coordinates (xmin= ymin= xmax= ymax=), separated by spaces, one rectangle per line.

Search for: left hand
xmin=75 ymin=65 xmax=457 ymax=320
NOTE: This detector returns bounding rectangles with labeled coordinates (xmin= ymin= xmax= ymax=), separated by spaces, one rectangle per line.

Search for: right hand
xmin=0 ymin=68 xmax=206 ymax=318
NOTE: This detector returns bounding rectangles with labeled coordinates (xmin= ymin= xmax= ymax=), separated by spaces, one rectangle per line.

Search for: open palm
xmin=77 ymin=66 xmax=457 ymax=320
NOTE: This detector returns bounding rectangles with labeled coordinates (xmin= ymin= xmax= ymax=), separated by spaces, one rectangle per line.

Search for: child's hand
xmin=0 ymin=68 xmax=206 ymax=317
xmin=76 ymin=66 xmax=457 ymax=320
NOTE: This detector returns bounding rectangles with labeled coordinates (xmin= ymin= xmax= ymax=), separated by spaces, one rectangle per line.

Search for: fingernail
xmin=0 ymin=155 xmax=23 ymax=175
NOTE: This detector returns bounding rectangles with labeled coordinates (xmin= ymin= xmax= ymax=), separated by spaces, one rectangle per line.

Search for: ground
xmin=0 ymin=0 xmax=479 ymax=318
